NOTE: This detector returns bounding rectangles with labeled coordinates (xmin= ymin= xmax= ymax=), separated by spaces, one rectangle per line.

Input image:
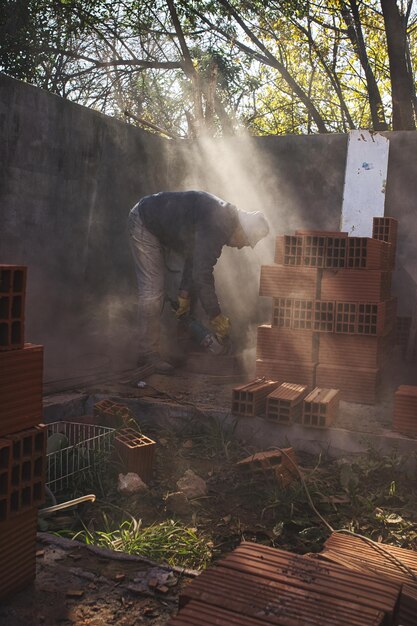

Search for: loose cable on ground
xmin=270 ymin=446 xmax=417 ymax=582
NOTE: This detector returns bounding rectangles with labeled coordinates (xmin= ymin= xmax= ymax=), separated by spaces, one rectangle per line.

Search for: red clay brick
xmin=302 ymin=387 xmax=340 ymax=428
xmin=114 ymin=428 xmax=156 ymax=483
xmin=221 ymin=543 xmax=399 ymax=621
xmin=0 ymin=344 xmax=43 ymax=437
xmin=266 ymin=382 xmax=308 ymax=423
xmin=180 ymin=542 xmax=395 ymax=625
xmin=0 ymin=439 xmax=12 ymax=521
xmin=295 ymin=230 xmax=348 ymax=237
xmin=392 ymin=386 xmax=417 ymax=436
xmin=5 ymin=425 xmax=46 ymax=516
xmin=0 ymin=266 xmax=27 ymax=296
xmin=167 ymin=600 xmax=267 ymax=625
xmin=259 ymin=265 xmax=319 ymax=299
xmin=346 ymin=238 xmax=391 ymax=270
xmin=318 ymin=334 xmax=388 ymax=369
xmin=256 ymin=358 xmax=316 ymax=389
xmin=274 ymin=235 xmax=303 ymax=265
xmin=302 ymin=234 xmax=327 ymax=267
xmin=256 ymin=325 xmax=317 ymax=362
xmin=316 ymin=364 xmax=380 ymax=404
xmin=0 ymin=507 xmax=37 ymax=600
xmin=0 ymin=267 xmax=27 ymax=350
xmin=325 ymin=236 xmax=348 ymax=268
xmin=396 ymin=316 xmax=411 ymax=349
xmin=93 ymin=400 xmax=133 ymax=428
xmin=321 ymin=269 xmax=392 ymax=302
xmin=322 ymin=532 xmax=415 ymax=626
xmin=271 ymin=297 xmax=293 ymax=328
xmin=236 ymin=448 xmax=298 ymax=486
xmin=232 ymin=379 xmax=279 ymax=416
xmin=334 ymin=298 xmax=397 ymax=336
xmin=372 ymin=217 xmax=398 ymax=268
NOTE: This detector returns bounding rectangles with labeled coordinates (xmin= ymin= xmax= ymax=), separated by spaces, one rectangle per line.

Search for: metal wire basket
xmin=46 ymin=421 xmax=115 ymax=493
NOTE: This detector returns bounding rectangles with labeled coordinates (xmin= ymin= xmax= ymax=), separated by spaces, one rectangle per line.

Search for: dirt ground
xmin=2 ymin=348 xmax=416 ymax=625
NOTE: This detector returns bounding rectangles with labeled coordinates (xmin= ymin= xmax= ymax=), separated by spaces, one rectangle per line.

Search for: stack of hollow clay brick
xmin=0 ymin=265 xmax=46 ymax=600
xmin=257 ymin=217 xmax=398 ymax=404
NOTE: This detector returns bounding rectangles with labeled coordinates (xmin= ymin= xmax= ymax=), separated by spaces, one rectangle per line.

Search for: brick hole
xmin=11 ymin=295 xmax=22 ymax=317
xmin=23 ymin=436 xmax=33 ymax=456
xmin=312 ymin=415 xmax=318 ymax=426
xmin=0 ymin=322 xmax=9 ymax=346
xmin=279 ymin=415 xmax=290 ymax=423
xmin=12 ymin=441 xmax=21 ymax=460
xmin=270 ymin=458 xmax=282 ymax=467
xmin=12 ymin=270 xmax=24 ymax=292
xmin=34 ymin=457 xmax=43 ymax=478
xmin=22 ymin=486 xmax=31 ymax=506
xmin=0 ymin=499 xmax=7 ymax=521
xmin=0 ymin=296 xmax=9 ymax=319
xmin=21 ymin=460 xmax=31 ymax=482
xmin=0 ymin=270 xmax=12 ymax=293
xmin=11 ymin=465 xmax=19 ymax=486
xmin=0 ymin=446 xmax=10 ymax=470
xmin=232 ymin=402 xmax=240 ymax=412
xmin=10 ymin=491 xmax=19 ymax=511
xmin=34 ymin=432 xmax=44 ymax=452
xmin=11 ymin=321 xmax=22 ymax=344
xmin=0 ymin=472 xmax=7 ymax=496
xmin=33 ymin=481 xmax=42 ymax=501
xmin=319 ymin=416 xmax=325 ymax=427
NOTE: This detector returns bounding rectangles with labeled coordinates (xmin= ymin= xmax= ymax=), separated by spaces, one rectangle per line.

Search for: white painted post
xmin=340 ymin=130 xmax=390 ymax=237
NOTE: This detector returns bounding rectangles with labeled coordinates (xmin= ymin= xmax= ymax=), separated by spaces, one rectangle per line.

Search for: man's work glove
xmin=175 ymin=294 xmax=191 ymax=318
xmin=210 ymin=314 xmax=231 ymax=339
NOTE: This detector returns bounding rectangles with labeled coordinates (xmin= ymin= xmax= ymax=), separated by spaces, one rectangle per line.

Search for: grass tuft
xmin=71 ymin=518 xmax=212 ymax=569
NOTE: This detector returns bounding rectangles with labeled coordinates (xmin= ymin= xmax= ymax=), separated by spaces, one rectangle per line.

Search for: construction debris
xmin=236 ymin=448 xmax=298 ymax=487
xmin=169 ymin=541 xmax=401 ymax=625
xmin=320 ymin=532 xmax=417 ymax=626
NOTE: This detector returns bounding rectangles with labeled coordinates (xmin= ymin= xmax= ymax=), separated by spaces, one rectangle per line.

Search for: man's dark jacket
xmin=137 ymin=191 xmax=239 ymax=318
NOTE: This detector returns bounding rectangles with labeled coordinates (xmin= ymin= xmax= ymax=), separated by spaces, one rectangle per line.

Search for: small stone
xmin=66 ymin=590 xmax=84 ymax=598
xmin=157 ymin=585 xmax=169 ymax=593
xmin=182 ymin=439 xmax=193 ymax=449
xmin=36 ymin=550 xmax=45 ymax=558
xmin=114 ymin=573 xmax=125 ymax=582
xmin=177 ymin=469 xmax=207 ymax=499
xmin=164 ymin=491 xmax=190 ymax=515
xmin=117 ymin=472 xmax=148 ymax=495
xmin=147 ymin=577 xmax=159 ymax=589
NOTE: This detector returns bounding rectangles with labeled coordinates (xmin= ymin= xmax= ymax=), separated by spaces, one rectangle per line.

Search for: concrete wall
xmin=0 ymin=73 xmax=415 ymax=380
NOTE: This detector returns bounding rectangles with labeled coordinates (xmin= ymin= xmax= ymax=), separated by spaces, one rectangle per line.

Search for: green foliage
xmin=72 ymin=517 xmax=212 ymax=569
xmin=2 ymin=0 xmax=416 ymax=134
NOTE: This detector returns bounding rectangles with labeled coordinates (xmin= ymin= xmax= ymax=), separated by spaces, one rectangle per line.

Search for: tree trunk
xmin=340 ymin=1 xmax=388 ymax=130
xmin=380 ymin=0 xmax=415 ymax=130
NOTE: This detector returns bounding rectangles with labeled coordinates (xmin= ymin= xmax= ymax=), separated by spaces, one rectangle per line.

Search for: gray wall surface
xmin=0 ymin=73 xmax=415 ymax=380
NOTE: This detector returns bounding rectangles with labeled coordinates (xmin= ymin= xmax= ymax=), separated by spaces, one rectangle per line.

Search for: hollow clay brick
xmin=256 ymin=358 xmax=316 ymax=389
xmin=0 ymin=344 xmax=43 ymax=437
xmin=259 ymin=265 xmax=319 ymax=299
xmin=232 ymin=379 xmax=279 ymax=417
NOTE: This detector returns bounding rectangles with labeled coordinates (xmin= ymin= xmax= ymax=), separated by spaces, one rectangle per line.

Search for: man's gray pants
xmin=127 ymin=204 xmax=165 ymax=360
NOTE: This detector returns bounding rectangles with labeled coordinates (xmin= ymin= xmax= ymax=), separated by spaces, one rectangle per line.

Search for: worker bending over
xmin=128 ymin=190 xmax=269 ymax=373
